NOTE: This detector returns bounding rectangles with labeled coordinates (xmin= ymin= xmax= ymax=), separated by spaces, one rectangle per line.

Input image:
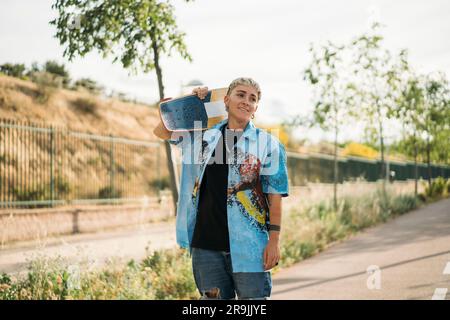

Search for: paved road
xmin=272 ymin=198 xmax=450 ymax=300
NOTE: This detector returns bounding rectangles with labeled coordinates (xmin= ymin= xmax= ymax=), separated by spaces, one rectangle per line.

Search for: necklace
xmin=224 ymin=128 xmax=233 ymax=154
xmin=224 ymin=126 xmax=242 ymax=155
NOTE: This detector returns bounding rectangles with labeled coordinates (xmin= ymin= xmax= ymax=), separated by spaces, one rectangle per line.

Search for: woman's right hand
xmin=192 ymin=86 xmax=208 ymax=100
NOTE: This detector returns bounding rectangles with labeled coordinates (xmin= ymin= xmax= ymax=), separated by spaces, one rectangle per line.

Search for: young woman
xmin=154 ymin=77 xmax=289 ymax=299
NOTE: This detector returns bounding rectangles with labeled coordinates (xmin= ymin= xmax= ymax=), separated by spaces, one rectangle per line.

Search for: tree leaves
xmin=50 ymin=0 xmax=193 ymax=74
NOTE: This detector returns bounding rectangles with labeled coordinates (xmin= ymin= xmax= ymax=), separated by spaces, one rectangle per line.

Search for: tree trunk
xmin=426 ymin=135 xmax=431 ymax=188
xmin=333 ymin=118 xmax=338 ymax=211
xmin=377 ymin=105 xmax=386 ymax=197
xmin=151 ymin=34 xmax=179 ymax=213
xmin=413 ymin=132 xmax=418 ymax=197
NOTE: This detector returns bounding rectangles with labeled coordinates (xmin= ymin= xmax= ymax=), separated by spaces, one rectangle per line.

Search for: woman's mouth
xmin=238 ymin=107 xmax=249 ymax=114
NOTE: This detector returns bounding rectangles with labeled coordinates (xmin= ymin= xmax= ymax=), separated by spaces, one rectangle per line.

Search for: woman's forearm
xmin=267 ymin=194 xmax=282 ymax=242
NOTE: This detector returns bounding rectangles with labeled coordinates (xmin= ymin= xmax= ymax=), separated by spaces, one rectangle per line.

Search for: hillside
xmin=0 ymin=74 xmax=160 ymax=140
xmin=0 ymin=75 xmax=169 ymax=201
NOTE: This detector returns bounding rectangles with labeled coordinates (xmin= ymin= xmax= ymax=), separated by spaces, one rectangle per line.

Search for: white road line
xmin=432 ymin=288 xmax=448 ymax=300
xmin=443 ymin=262 xmax=450 ymax=275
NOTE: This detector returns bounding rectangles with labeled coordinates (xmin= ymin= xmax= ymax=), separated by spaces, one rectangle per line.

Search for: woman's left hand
xmin=263 ymin=238 xmax=280 ymax=270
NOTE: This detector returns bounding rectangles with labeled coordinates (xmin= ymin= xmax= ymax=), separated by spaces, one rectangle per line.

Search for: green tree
xmin=50 ymin=0 xmax=193 ymax=209
xmin=421 ymin=73 xmax=450 ymax=186
xmin=394 ymin=71 xmax=424 ymax=196
xmin=351 ymin=22 xmax=408 ymax=194
xmin=0 ymin=63 xmax=26 ymax=78
xmin=44 ymin=60 xmax=71 ymax=86
xmin=303 ymin=40 xmax=355 ymax=209
xmin=392 ymin=71 xmax=449 ymax=188
xmin=29 ymin=61 xmax=41 ymax=74
xmin=431 ymin=129 xmax=450 ymax=165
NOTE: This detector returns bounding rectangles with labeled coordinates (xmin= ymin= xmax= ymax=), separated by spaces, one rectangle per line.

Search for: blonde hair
xmin=226 ymin=77 xmax=261 ymax=101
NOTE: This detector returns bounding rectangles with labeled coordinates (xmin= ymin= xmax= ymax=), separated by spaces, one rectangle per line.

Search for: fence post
xmin=306 ymin=157 xmax=310 ymax=183
xmin=157 ymin=142 xmax=161 ymax=198
xmin=110 ymin=134 xmax=115 ymax=199
xmin=50 ymin=126 xmax=55 ymax=207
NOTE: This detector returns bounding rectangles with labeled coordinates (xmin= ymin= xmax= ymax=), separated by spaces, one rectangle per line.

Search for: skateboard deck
xmin=159 ymin=88 xmax=228 ymax=131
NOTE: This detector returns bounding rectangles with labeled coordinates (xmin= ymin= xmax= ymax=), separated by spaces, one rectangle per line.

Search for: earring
xmin=225 ymin=105 xmax=229 ymax=112
xmin=251 ymin=114 xmax=255 ymax=119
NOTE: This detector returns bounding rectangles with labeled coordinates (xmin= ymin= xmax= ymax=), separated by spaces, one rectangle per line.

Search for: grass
xmin=0 ymin=248 xmax=197 ymax=300
xmin=1 ymin=180 xmax=448 ymax=300
xmin=279 ymin=190 xmax=422 ymax=269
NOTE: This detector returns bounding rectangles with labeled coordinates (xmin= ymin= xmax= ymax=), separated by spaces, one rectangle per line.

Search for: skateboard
xmin=159 ymin=88 xmax=228 ymax=132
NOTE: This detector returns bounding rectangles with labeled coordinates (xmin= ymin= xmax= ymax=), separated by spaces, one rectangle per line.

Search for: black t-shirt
xmin=191 ymin=125 xmax=243 ymax=252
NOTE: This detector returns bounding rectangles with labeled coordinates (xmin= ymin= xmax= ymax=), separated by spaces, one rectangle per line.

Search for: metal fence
xmin=0 ymin=118 xmax=163 ymax=208
xmin=1 ymin=118 xmax=449 ymax=209
xmin=286 ymin=151 xmax=450 ymax=185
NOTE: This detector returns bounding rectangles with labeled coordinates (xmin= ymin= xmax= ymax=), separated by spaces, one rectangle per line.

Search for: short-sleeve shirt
xmin=169 ymin=119 xmax=289 ymax=272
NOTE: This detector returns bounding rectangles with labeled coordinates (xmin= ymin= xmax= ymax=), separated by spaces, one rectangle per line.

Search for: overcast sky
xmin=1 ymin=0 xmax=449 ymax=143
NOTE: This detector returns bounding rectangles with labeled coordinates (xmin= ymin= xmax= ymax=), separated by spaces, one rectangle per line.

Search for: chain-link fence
xmin=286 ymin=151 xmax=450 ymax=185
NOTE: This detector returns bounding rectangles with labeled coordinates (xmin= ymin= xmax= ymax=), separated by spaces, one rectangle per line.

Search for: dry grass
xmin=0 ymin=75 xmax=170 ymax=200
xmin=284 ymin=180 xmax=425 ymax=213
xmin=0 ymin=74 xmax=161 ymax=140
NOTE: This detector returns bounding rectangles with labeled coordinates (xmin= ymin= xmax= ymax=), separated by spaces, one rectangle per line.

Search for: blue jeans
xmin=191 ymin=247 xmax=272 ymax=300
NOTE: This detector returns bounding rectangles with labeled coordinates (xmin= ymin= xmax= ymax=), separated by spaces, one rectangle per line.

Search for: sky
xmin=1 ymin=0 xmax=449 ymax=143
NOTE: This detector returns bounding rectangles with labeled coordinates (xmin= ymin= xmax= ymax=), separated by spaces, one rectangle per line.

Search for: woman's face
xmin=224 ymin=85 xmax=259 ymax=123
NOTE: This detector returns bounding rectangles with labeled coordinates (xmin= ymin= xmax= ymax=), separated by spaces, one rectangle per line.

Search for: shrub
xmin=55 ymin=177 xmax=71 ymax=196
xmin=417 ymin=193 xmax=427 ymax=202
xmin=0 ymin=63 xmax=26 ymax=78
xmin=425 ymin=177 xmax=447 ymax=198
xmin=0 ymin=249 xmax=198 ymax=300
xmin=342 ymin=142 xmax=378 ymax=159
xmin=149 ymin=177 xmax=170 ymax=191
xmin=12 ymin=178 xmax=71 ymax=204
xmin=74 ymin=78 xmax=104 ymax=95
xmin=30 ymin=71 xmax=62 ymax=103
xmin=0 ymin=255 xmax=71 ymax=300
xmin=71 ymin=97 xmax=98 ymax=115
xmin=141 ymin=249 xmax=197 ymax=300
xmin=43 ymin=60 xmax=70 ymax=87
xmin=0 ymin=273 xmax=17 ymax=300
xmin=390 ymin=194 xmax=420 ymax=214
xmin=98 ymin=186 xmax=122 ymax=199
xmin=13 ymin=186 xmax=47 ymax=202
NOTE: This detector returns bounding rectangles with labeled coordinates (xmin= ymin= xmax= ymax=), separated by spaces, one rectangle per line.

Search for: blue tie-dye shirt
xmin=169 ymin=119 xmax=289 ymax=272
